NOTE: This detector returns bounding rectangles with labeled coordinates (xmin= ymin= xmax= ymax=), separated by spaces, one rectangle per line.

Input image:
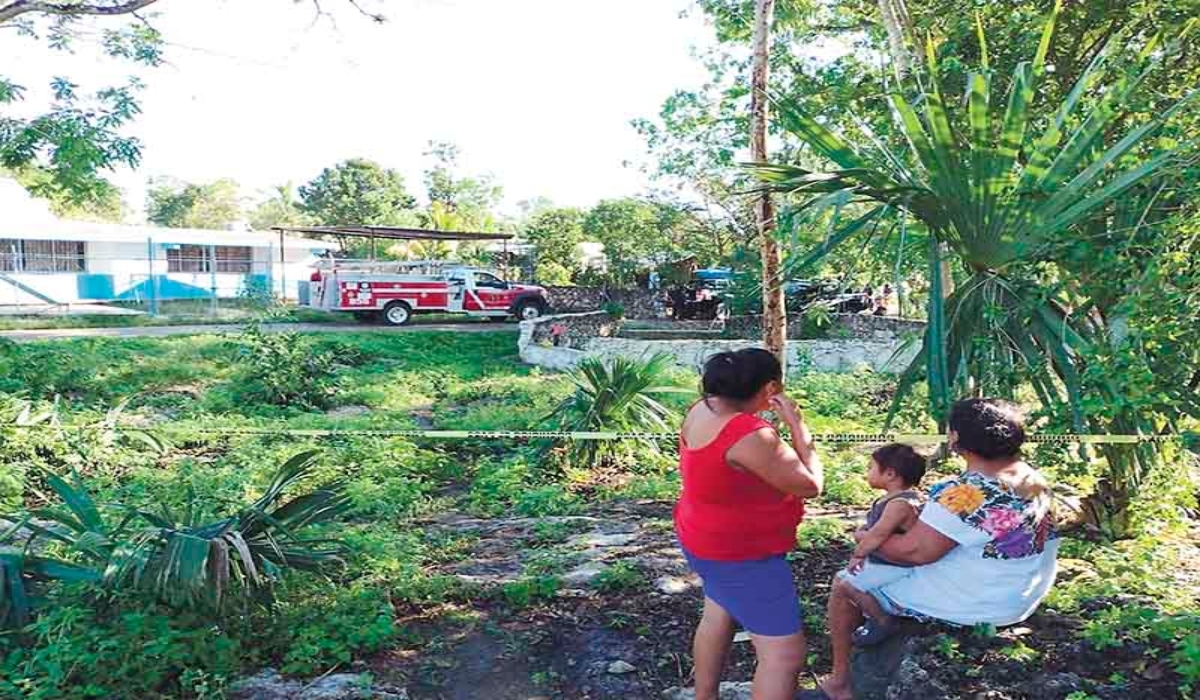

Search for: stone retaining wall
xmin=519 ymin=312 xmax=916 ymax=375
xmin=725 ymin=313 xmax=926 ymax=341
xmin=544 ymin=287 xmax=663 ymax=319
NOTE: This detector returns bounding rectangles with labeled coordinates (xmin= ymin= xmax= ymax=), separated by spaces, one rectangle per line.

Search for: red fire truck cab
xmin=306 ymin=260 xmax=549 ymax=325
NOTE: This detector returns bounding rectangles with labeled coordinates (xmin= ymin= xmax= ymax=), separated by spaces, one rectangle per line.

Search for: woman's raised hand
xmin=768 ymin=394 xmax=804 ymax=429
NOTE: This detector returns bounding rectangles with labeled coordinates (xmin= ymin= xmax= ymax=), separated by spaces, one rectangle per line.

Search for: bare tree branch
xmin=346 ymin=0 xmax=384 ymax=23
xmin=0 ymin=0 xmax=160 ymax=24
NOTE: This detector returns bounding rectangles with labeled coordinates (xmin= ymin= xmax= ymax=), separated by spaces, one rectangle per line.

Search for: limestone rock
xmin=607 ymin=660 xmax=637 ymax=674
xmin=230 ymin=670 xmax=408 ymax=700
xmin=655 ymin=575 xmax=694 ymax=595
xmin=661 ymin=681 xmax=753 ymax=700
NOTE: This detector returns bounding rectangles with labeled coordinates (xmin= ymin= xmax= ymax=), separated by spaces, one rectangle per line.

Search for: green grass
xmin=1 ymin=327 xmax=1196 ymax=698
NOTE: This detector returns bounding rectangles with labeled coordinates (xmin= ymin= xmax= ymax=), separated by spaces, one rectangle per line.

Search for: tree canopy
xmin=146 ymin=177 xmax=242 ymax=229
xmin=298 ymin=159 xmax=419 ymax=227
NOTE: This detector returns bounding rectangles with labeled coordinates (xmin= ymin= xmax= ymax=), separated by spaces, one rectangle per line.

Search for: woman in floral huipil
xmin=806 ymin=398 xmax=1059 ymax=700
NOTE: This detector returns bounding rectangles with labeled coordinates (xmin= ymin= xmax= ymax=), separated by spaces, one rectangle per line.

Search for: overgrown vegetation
xmin=0 ymin=328 xmax=1193 ymax=697
xmin=755 ymin=5 xmax=1199 ymax=539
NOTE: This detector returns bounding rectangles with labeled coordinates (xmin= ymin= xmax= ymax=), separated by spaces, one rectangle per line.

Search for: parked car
xmin=785 ymin=279 xmax=871 ymax=313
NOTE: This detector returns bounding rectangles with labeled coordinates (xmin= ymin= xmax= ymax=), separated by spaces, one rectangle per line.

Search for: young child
xmin=840 ymin=443 xmax=927 ymax=646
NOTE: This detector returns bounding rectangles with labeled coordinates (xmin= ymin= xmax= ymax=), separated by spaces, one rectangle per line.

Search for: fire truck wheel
xmin=516 ymin=300 xmax=544 ymax=321
xmin=382 ymin=301 xmax=413 ymax=326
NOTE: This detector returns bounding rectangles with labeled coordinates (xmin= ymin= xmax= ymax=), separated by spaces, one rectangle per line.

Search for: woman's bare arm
xmin=873 ymin=521 xmax=957 ymax=565
xmin=729 ymin=428 xmax=823 ymax=498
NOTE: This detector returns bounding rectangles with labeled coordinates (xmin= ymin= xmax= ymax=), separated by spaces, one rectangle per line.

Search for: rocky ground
xmin=230 ymin=501 xmax=1194 ymax=700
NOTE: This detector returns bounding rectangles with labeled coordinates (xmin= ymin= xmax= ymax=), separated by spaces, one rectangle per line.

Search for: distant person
xmin=872 ymin=283 xmax=893 ymax=316
xmin=676 ymin=349 xmax=824 ymax=700
xmin=649 ymin=269 xmax=661 ymax=291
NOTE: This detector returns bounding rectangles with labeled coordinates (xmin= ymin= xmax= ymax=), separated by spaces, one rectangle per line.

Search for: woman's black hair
xmin=948 ymin=398 xmax=1026 ymax=460
xmin=701 ymin=348 xmax=782 ymax=402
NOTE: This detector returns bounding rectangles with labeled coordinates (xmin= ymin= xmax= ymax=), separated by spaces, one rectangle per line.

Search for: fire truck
xmin=306 ymin=259 xmax=550 ymax=325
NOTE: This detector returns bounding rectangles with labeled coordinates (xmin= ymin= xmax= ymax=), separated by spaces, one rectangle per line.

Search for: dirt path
xmin=362 ymin=501 xmax=853 ymax=700
xmin=348 ymin=502 xmax=1189 ymax=700
xmin=0 ymin=321 xmax=514 ymax=342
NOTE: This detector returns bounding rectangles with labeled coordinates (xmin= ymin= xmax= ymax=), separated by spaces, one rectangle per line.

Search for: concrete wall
xmin=519 ymin=312 xmax=917 ymax=375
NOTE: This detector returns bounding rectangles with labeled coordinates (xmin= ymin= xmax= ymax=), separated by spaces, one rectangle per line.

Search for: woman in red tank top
xmin=675 ymin=348 xmax=824 ymax=700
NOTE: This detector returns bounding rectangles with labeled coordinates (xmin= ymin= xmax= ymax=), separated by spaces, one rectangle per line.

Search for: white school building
xmin=0 ymin=179 xmax=336 ymax=308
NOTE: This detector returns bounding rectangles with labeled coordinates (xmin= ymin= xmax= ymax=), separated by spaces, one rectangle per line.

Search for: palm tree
xmin=548 ymin=354 xmax=689 ymax=468
xmin=752 ymin=3 xmax=1197 ymax=536
xmin=1 ymin=451 xmax=349 ymax=627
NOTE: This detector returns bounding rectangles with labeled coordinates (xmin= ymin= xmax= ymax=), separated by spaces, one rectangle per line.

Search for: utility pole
xmin=751 ymin=0 xmax=787 ymax=368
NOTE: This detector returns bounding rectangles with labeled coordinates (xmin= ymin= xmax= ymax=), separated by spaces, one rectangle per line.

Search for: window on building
xmin=0 ymin=239 xmax=86 ymax=273
xmin=214 ymin=245 xmax=252 ymax=274
xmin=166 ymin=244 xmax=252 ymax=274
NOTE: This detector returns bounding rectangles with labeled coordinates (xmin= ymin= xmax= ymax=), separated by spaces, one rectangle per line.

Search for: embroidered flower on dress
xmin=937 ymin=483 xmax=986 ymax=515
xmin=931 ymin=472 xmax=1058 ymax=561
xmin=991 ymin=528 xmax=1036 ymax=559
xmin=978 ymin=506 xmax=1023 ymax=536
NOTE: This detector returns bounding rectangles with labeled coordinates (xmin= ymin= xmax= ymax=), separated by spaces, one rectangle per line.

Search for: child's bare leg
xmin=837 ymin=577 xmax=894 ymax=624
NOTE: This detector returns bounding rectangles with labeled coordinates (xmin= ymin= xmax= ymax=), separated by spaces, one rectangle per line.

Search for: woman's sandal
xmin=851 ymin=617 xmax=898 ymax=647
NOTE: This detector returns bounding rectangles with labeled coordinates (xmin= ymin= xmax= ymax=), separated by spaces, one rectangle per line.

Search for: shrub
xmin=547 ymin=353 xmax=688 ymax=468
xmin=0 ymin=601 xmax=245 ymax=700
xmin=275 ymin=581 xmax=397 ymax=675
xmin=226 ymin=324 xmax=341 ymax=410
xmin=602 ymin=302 xmax=626 ymax=320
xmin=499 ymin=576 xmax=560 ymax=609
xmin=594 ymin=561 xmax=645 ymax=593
xmin=0 ymin=340 xmax=98 ymax=400
xmin=467 ymin=455 xmax=580 ymax=517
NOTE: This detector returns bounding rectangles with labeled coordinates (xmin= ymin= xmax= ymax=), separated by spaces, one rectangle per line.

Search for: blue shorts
xmin=682 ymin=546 xmax=803 ymax=637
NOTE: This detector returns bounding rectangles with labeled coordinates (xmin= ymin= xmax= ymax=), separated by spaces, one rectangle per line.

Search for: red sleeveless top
xmin=674 ymin=411 xmax=806 ymax=561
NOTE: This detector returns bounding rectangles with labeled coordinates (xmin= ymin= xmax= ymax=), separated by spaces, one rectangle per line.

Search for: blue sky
xmin=5 ymin=0 xmax=719 ymax=217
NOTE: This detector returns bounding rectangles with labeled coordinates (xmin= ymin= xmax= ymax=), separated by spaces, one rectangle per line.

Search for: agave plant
xmin=0 ymin=450 xmax=349 ymax=628
xmin=548 ymin=354 xmax=689 ymax=467
xmin=751 ymin=4 xmax=1197 ymax=536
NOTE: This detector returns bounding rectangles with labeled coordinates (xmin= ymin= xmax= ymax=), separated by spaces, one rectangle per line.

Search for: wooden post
xmin=752 ymin=0 xmax=787 ymax=368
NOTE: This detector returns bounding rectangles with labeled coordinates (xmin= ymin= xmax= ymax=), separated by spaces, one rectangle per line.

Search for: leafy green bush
xmin=0 ymin=340 xmax=99 ymax=400
xmin=794 ymin=518 xmax=852 ymax=553
xmin=595 ymin=562 xmax=645 ymax=593
xmin=602 ymin=302 xmax=626 ymax=319
xmin=275 ymin=581 xmax=397 ymax=675
xmin=223 ymin=324 xmax=341 ymax=410
xmin=0 ymin=600 xmax=246 ymax=700
xmin=499 ymin=575 xmax=560 ymax=609
xmin=467 ymin=454 xmax=580 ymax=517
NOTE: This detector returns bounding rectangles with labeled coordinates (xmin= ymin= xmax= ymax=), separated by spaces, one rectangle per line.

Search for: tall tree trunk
xmin=877 ymin=0 xmax=914 ymax=80
xmin=752 ymin=0 xmax=787 ymax=369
